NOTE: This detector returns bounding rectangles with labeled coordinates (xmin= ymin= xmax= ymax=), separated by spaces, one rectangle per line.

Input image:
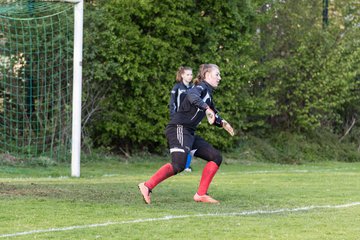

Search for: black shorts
xmin=165 ymin=124 xmax=221 ymax=163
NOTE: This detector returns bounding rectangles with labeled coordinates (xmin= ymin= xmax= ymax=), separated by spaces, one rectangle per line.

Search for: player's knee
xmin=212 ymin=150 xmax=222 ymax=166
xmin=170 ymin=151 xmax=187 ymax=174
xmin=171 ymin=161 xmax=186 ymax=174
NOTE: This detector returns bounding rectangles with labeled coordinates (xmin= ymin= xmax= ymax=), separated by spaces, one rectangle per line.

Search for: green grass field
xmin=1 ymin=158 xmax=360 ymax=239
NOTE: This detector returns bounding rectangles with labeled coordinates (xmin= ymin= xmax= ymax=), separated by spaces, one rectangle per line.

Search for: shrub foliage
xmin=82 ymin=0 xmax=360 ymax=154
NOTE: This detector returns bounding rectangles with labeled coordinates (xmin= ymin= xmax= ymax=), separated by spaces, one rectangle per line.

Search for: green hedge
xmin=82 ymin=0 xmax=360 ymax=154
xmin=82 ymin=0 xmax=270 ymax=152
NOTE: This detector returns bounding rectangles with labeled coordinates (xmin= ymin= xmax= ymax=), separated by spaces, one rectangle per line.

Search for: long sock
xmin=185 ymin=154 xmax=192 ymax=169
xmin=197 ymin=161 xmax=219 ymax=195
xmin=145 ymin=163 xmax=174 ymax=190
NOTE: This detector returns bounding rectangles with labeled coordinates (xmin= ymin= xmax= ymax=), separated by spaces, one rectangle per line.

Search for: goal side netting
xmin=0 ymin=0 xmax=76 ymax=161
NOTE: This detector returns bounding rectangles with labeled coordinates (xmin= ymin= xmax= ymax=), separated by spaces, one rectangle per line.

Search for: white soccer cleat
xmin=184 ymin=168 xmax=192 ymax=173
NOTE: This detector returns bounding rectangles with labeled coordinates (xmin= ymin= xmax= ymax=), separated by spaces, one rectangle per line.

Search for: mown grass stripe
xmin=1 ymin=201 xmax=360 ymax=238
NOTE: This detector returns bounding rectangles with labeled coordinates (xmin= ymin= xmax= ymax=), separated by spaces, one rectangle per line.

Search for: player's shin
xmin=197 ymin=161 xmax=219 ymax=195
xmin=145 ymin=163 xmax=174 ymax=190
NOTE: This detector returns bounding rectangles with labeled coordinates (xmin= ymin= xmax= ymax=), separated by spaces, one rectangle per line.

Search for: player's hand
xmin=205 ymin=108 xmax=215 ymax=125
xmin=222 ymin=120 xmax=234 ymax=136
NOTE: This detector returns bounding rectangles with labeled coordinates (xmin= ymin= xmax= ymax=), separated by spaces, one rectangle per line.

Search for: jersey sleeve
xmin=187 ymin=85 xmax=209 ymax=110
xmin=169 ymin=85 xmax=178 ymax=118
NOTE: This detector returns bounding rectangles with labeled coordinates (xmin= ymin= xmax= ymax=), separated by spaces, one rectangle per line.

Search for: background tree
xmin=259 ymin=0 xmax=360 ymax=132
xmin=82 ymin=0 xmax=360 ymax=155
xmin=82 ymin=0 xmax=269 ymax=153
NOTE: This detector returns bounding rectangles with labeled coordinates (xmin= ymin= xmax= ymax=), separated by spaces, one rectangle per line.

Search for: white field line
xmin=1 ymin=202 xmax=360 ymax=238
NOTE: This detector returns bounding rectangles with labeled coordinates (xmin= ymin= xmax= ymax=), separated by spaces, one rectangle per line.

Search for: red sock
xmin=197 ymin=161 xmax=219 ymax=195
xmin=145 ymin=163 xmax=174 ymax=190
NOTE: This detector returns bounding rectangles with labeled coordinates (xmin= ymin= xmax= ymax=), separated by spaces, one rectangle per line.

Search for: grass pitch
xmin=1 ymin=158 xmax=360 ymax=239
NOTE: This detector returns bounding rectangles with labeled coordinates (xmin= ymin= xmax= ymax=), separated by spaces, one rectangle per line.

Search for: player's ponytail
xmin=193 ymin=64 xmax=205 ymax=85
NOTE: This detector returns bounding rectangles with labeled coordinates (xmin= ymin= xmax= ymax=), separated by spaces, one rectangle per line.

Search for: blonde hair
xmin=176 ymin=66 xmax=192 ymax=82
xmin=193 ymin=64 xmax=219 ymax=85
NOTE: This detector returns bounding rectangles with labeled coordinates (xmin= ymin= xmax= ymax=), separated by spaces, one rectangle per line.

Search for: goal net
xmin=0 ymin=0 xmax=76 ymax=161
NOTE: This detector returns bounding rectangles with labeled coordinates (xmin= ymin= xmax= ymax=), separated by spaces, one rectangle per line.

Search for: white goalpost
xmin=71 ymin=0 xmax=83 ymax=177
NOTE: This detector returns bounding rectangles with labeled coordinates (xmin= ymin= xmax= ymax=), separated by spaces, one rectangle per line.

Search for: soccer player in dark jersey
xmin=169 ymin=66 xmax=193 ymax=118
xmin=169 ymin=66 xmax=194 ymax=172
xmin=138 ymin=64 xmax=234 ymax=204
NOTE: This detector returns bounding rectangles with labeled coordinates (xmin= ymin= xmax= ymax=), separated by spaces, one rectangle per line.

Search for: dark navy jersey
xmin=169 ymin=82 xmax=193 ymax=119
xmin=168 ymin=81 xmax=223 ymax=133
